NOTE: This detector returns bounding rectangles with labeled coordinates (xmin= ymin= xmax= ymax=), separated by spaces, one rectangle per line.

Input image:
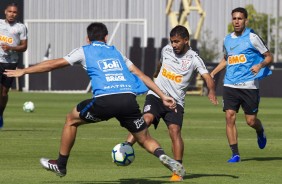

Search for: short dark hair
xmin=232 ymin=7 xmax=248 ymax=18
xmin=170 ymin=25 xmax=189 ymax=39
xmin=87 ymin=22 xmax=108 ymax=42
xmin=6 ymin=2 xmax=18 ymax=9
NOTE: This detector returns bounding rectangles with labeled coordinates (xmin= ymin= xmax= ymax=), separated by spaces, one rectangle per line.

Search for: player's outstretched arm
xmin=129 ymin=64 xmax=176 ymax=109
xmin=4 ymin=58 xmax=70 ymax=77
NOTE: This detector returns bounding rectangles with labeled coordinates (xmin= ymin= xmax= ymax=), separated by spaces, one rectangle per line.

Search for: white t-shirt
xmin=0 ymin=19 xmax=27 ymax=63
xmin=148 ymin=45 xmax=208 ymax=107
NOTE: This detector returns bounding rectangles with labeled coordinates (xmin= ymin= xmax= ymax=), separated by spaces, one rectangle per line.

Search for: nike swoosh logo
xmin=230 ymin=45 xmax=239 ymax=51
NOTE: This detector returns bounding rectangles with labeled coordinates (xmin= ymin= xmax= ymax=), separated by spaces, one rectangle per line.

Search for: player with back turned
xmin=4 ymin=22 xmax=186 ymax=180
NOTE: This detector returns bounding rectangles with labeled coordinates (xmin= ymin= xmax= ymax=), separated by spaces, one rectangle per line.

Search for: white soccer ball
xmin=111 ymin=143 xmax=135 ymax=166
xmin=23 ymin=101 xmax=35 ymax=112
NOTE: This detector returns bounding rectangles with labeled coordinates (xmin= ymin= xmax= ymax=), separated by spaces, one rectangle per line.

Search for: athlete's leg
xmin=225 ymin=109 xmax=237 ymax=145
xmin=168 ymin=124 xmax=183 ymax=163
xmin=59 ymin=107 xmax=86 ymax=155
xmin=40 ymin=106 xmax=87 ymax=176
xmin=125 ymin=113 xmax=154 ymax=145
xmin=245 ymin=114 xmax=266 ymax=149
xmin=132 ymin=127 xmax=186 ymax=177
xmin=245 ymin=114 xmax=261 ymax=129
xmin=131 ymin=126 xmax=160 ymax=153
xmin=0 ymin=85 xmax=9 ymax=128
xmin=225 ymin=109 xmax=241 ymax=162
xmin=0 ymin=85 xmax=9 ymax=116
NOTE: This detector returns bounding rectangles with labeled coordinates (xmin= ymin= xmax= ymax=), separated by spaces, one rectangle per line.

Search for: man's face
xmin=232 ymin=12 xmax=247 ymax=34
xmin=170 ymin=34 xmax=189 ymax=55
xmin=5 ymin=6 xmax=18 ymax=23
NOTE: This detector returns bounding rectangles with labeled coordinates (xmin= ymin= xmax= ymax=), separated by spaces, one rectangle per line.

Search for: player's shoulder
xmin=186 ymin=48 xmax=200 ymax=58
xmin=14 ymin=21 xmax=27 ymax=30
xmin=224 ymin=32 xmax=234 ymax=42
xmin=249 ymin=31 xmax=260 ymax=40
xmin=0 ymin=19 xmax=5 ymax=24
xmin=186 ymin=48 xmax=204 ymax=62
xmin=162 ymin=44 xmax=173 ymax=53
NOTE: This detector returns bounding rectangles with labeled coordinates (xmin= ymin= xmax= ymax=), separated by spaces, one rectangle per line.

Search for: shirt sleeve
xmin=19 ymin=24 xmax=28 ymax=40
xmin=63 ymin=47 xmax=85 ymax=66
xmin=250 ymin=33 xmax=269 ymax=54
xmin=122 ymin=54 xmax=133 ymax=68
xmin=194 ymin=54 xmax=209 ymax=75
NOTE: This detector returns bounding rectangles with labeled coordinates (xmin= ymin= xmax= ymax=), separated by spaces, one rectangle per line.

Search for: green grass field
xmin=0 ymin=91 xmax=282 ymax=184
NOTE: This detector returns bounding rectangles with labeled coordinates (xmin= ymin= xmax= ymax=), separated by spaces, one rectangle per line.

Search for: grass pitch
xmin=0 ymin=91 xmax=282 ymax=184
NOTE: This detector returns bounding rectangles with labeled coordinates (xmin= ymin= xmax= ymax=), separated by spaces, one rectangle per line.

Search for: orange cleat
xmin=170 ymin=172 xmax=183 ymax=182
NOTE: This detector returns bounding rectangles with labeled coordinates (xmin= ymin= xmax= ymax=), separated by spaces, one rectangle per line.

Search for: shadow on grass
xmin=43 ymin=178 xmax=171 ymax=184
xmin=241 ymin=157 xmax=282 ymax=162
xmin=186 ymin=173 xmax=239 ymax=179
xmin=0 ymin=129 xmax=47 ymax=132
xmin=42 ymin=173 xmax=239 ymax=184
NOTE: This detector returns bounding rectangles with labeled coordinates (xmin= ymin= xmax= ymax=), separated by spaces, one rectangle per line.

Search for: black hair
xmin=87 ymin=22 xmax=108 ymax=42
xmin=170 ymin=25 xmax=189 ymax=39
xmin=231 ymin=7 xmax=248 ymax=18
xmin=6 ymin=2 xmax=18 ymax=9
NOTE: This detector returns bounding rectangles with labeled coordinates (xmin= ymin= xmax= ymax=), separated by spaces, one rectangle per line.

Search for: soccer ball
xmin=23 ymin=101 xmax=35 ymax=112
xmin=111 ymin=143 xmax=135 ymax=166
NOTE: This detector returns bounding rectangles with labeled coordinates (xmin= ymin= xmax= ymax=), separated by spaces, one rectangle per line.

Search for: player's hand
xmin=162 ymin=96 xmax=176 ymax=110
xmin=250 ymin=64 xmax=262 ymax=75
xmin=208 ymin=90 xmax=218 ymax=105
xmin=1 ymin=44 xmax=11 ymax=52
xmin=4 ymin=69 xmax=25 ymax=77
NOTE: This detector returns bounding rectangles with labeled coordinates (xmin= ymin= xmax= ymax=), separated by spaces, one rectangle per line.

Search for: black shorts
xmin=76 ymin=93 xmax=147 ymax=133
xmin=143 ymin=94 xmax=184 ymax=129
xmin=0 ymin=63 xmax=18 ymax=88
xmin=223 ymin=86 xmax=260 ymax=115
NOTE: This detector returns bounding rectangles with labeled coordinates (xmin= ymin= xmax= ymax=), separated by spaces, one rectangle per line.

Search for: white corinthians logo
xmin=143 ymin=105 xmax=151 ymax=113
xmin=98 ymin=59 xmax=123 ymax=72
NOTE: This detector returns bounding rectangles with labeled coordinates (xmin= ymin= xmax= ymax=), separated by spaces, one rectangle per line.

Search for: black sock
xmin=230 ymin=144 xmax=239 ymax=156
xmin=124 ymin=141 xmax=133 ymax=146
xmin=153 ymin=148 xmax=165 ymax=158
xmin=256 ymin=128 xmax=264 ymax=136
xmin=177 ymin=160 xmax=182 ymax=164
xmin=57 ymin=153 xmax=69 ymax=169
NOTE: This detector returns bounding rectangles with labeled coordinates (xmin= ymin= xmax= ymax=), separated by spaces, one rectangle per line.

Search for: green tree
xmin=197 ymin=29 xmax=220 ymax=63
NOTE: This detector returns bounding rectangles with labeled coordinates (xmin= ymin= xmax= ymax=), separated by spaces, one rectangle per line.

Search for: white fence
xmin=23 ymin=19 xmax=147 ymax=93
